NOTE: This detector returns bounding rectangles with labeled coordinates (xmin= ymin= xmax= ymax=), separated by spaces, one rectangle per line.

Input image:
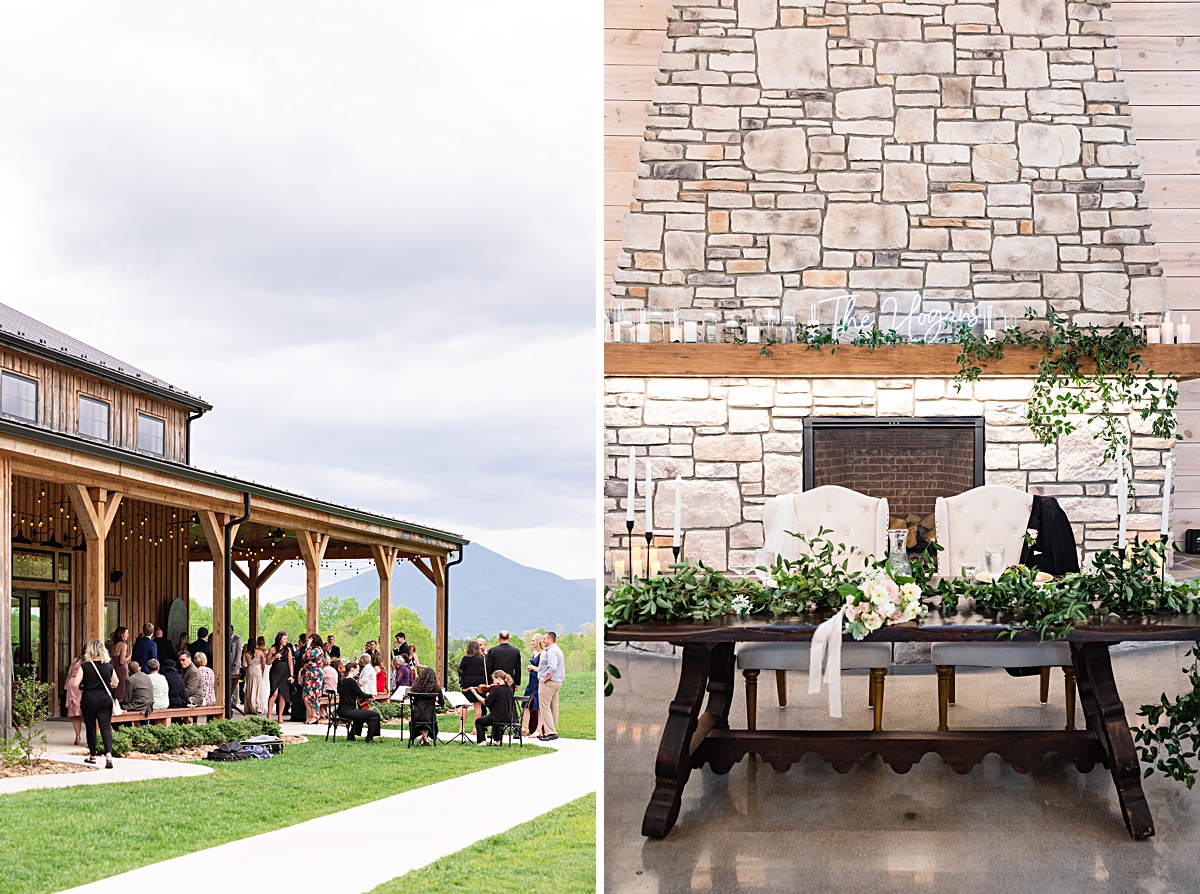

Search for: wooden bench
xmin=112 ymin=705 xmax=225 ymax=727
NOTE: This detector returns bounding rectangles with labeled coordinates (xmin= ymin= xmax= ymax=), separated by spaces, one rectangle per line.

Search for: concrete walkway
xmin=0 ymin=719 xmax=212 ymax=795
xmin=59 ymin=731 xmax=597 ymax=894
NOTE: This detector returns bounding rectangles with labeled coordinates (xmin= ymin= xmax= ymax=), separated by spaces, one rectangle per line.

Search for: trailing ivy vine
xmin=952 ymin=309 xmax=1177 ymax=466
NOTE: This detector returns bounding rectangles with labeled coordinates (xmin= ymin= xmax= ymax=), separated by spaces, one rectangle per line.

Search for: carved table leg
xmin=1072 ymin=642 xmax=1155 ymax=840
xmin=642 ymin=643 xmax=713 ymax=839
xmin=705 ymin=642 xmax=736 ymax=730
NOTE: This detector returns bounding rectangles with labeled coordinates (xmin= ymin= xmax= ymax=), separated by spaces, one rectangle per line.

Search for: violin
xmin=469 ymin=683 xmax=495 ymax=694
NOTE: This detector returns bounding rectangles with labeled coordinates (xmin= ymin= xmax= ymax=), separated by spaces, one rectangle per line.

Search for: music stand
xmin=443 ymin=689 xmax=473 ymax=744
xmin=390 ymin=686 xmax=410 ymax=733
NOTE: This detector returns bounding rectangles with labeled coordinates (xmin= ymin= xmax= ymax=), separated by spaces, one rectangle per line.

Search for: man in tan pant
xmin=535 ymin=631 xmax=566 ymax=741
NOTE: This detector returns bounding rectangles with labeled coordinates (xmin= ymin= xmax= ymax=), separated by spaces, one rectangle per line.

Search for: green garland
xmin=752 ymin=310 xmax=1177 ymax=464
xmin=605 ymin=537 xmax=1200 ymax=785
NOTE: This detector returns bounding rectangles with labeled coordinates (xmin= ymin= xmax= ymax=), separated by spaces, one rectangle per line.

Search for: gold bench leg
xmin=1064 ymin=666 xmax=1077 ymax=731
xmin=776 ymin=669 xmax=787 ymax=707
xmin=936 ymin=665 xmax=953 ymax=731
xmin=870 ymin=668 xmax=887 ymax=731
xmin=1040 ymin=667 xmax=1051 ymax=704
xmin=743 ymin=669 xmax=759 ymax=732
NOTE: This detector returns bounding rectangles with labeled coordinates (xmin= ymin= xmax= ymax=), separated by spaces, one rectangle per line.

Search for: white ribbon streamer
xmin=808 ymin=607 xmax=846 ymax=718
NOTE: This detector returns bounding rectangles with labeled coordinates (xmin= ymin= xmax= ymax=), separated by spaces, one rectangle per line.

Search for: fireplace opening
xmin=802 ymin=417 xmax=985 ymax=555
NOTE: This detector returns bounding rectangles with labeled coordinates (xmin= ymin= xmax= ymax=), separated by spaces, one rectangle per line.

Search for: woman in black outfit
xmin=457 ymin=639 xmax=487 ymax=723
xmin=71 ymin=638 xmax=118 ymax=769
xmin=410 ymin=666 xmax=445 ymax=746
xmin=267 ymin=631 xmax=294 ymax=724
xmin=475 ymin=670 xmax=516 ymax=746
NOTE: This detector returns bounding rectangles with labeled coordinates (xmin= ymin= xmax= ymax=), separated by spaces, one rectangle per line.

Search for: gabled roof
xmin=0 ymin=302 xmax=211 ymax=412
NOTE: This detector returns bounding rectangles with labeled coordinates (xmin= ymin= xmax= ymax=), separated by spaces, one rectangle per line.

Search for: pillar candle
xmin=626 ymin=448 xmax=635 ymax=522
xmin=1162 ymin=455 xmax=1174 ymax=536
xmin=673 ymin=474 xmax=682 ymax=548
xmin=1162 ymin=312 xmax=1175 ymax=345
xmin=683 ymin=320 xmax=698 ymax=343
xmin=1178 ymin=316 xmax=1192 ymax=344
xmin=645 ymin=459 xmax=654 ymax=536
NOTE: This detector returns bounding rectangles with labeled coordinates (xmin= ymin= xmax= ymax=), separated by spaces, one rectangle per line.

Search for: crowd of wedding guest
xmin=64 ymin=622 xmax=568 ymax=763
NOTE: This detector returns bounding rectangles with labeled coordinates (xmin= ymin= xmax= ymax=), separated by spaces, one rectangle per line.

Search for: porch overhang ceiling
xmin=0 ymin=421 xmax=467 ymax=559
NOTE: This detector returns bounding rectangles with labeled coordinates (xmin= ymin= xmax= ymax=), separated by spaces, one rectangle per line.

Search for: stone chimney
xmin=611 ymin=0 xmax=1166 ymax=327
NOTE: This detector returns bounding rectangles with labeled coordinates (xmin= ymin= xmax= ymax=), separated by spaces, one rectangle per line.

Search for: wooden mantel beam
xmin=604 ymin=343 xmax=1200 ymax=380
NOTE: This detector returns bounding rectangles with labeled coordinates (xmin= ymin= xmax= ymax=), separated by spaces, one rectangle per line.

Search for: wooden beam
xmin=244 ymin=557 xmax=283 ymax=645
xmin=0 ymin=457 xmax=10 ymax=740
xmin=371 ymin=545 xmax=400 ymax=653
xmin=604 ymin=343 xmax=1200 ymax=380
xmin=231 ymin=562 xmax=252 ymax=589
xmin=66 ymin=487 xmax=122 ymax=645
xmin=433 ymin=556 xmax=447 ymax=691
xmin=196 ymin=510 xmax=239 ymax=713
xmin=411 ymin=556 xmax=438 ymax=586
xmin=296 ymin=530 xmax=329 ymax=635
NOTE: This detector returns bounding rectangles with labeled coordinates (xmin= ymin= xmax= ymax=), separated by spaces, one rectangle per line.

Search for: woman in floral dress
xmin=301 ymin=632 xmax=326 ymax=723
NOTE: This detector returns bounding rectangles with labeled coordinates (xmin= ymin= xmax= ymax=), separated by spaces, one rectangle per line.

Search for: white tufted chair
xmin=736 ymin=486 xmax=893 ymax=731
xmin=929 ymin=485 xmax=1076 ymax=731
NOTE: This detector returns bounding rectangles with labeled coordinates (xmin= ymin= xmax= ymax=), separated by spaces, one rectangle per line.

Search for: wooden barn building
xmin=0 ymin=303 xmax=466 ymax=730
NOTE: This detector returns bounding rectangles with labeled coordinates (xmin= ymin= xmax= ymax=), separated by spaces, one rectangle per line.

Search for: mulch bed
xmin=0 ymin=759 xmax=96 ymax=779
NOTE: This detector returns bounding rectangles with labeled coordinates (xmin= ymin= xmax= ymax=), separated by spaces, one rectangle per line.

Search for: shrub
xmin=8 ymin=673 xmax=52 ymax=764
xmin=110 ymin=718 xmax=280 ymax=757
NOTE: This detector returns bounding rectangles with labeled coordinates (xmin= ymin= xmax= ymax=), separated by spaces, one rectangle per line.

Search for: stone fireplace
xmin=603 ymin=0 xmax=1178 ymax=576
xmin=806 ymin=416 xmax=984 ymax=551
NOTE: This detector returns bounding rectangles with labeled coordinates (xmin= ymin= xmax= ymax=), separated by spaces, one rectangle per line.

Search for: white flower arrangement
xmin=842 ymin=570 xmax=927 ymax=640
xmin=730 ymin=594 xmax=752 ymax=615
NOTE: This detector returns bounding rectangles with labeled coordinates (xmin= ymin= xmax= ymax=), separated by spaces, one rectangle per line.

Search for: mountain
xmin=277 ymin=543 xmax=596 ymax=638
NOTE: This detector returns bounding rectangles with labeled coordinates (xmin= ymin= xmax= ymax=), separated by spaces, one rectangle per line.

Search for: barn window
xmin=1 ymin=372 xmax=38 ymax=422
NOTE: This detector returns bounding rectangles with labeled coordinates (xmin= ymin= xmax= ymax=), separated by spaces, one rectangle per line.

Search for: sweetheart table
xmin=607 ymin=609 xmax=1200 ymax=841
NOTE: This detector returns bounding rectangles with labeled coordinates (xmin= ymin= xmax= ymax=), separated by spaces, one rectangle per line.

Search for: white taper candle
xmin=645 ymin=459 xmax=654 ymax=536
xmin=673 ymin=475 xmax=682 ymax=548
xmin=626 ymin=448 xmax=635 ymax=522
xmin=1162 ymin=455 xmax=1174 ymax=536
xmin=1117 ymin=453 xmax=1128 ymax=546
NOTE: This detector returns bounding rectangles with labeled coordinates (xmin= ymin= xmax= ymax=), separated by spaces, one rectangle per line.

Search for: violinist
xmin=336 ymin=662 xmax=380 ymax=743
xmin=474 ymin=670 xmax=515 ymax=746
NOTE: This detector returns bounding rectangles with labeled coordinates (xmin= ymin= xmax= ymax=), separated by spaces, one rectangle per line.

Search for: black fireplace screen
xmin=802 ymin=417 xmax=985 ymax=551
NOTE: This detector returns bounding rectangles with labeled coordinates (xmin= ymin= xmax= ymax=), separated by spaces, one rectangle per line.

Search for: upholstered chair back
xmin=762 ymin=486 xmax=888 ymax=573
xmin=934 ymin=485 xmax=1033 ymax=577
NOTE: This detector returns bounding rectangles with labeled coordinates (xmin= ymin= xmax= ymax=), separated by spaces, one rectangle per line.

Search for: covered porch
xmin=0 ymin=421 xmax=466 ymax=733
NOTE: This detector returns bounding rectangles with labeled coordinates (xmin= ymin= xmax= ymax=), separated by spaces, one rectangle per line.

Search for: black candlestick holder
xmin=1161 ymin=533 xmax=1170 ymax=600
xmin=625 ymin=518 xmax=635 ymax=585
xmin=645 ymin=529 xmax=654 ymax=579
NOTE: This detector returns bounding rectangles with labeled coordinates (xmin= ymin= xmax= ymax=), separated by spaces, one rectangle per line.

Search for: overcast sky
xmin=0 ymin=3 xmax=598 ymax=598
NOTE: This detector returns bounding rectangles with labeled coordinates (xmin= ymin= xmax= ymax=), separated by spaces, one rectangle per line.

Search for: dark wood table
xmin=607 ymin=609 xmax=1200 ymax=841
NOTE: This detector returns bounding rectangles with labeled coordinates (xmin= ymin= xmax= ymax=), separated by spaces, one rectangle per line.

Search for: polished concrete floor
xmin=605 ymin=644 xmax=1200 ymax=893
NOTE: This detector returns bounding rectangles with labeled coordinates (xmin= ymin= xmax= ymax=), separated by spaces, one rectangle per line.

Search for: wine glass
xmin=730 ymin=558 xmax=754 ymax=579
xmin=960 ymin=562 xmax=980 ymax=582
xmin=984 ymin=547 xmax=1006 ymax=580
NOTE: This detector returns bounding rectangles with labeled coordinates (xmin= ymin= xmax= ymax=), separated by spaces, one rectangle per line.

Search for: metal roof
xmin=0 ymin=302 xmax=212 ymax=412
xmin=0 ymin=416 xmax=468 ymax=549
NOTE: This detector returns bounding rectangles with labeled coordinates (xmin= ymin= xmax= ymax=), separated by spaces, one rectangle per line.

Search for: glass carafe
xmin=887 ymin=528 xmax=912 ymax=578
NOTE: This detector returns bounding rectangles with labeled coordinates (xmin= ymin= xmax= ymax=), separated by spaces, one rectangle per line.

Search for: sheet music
xmin=390 ymin=685 xmax=410 ymax=702
xmin=442 ymin=689 xmax=472 ymax=708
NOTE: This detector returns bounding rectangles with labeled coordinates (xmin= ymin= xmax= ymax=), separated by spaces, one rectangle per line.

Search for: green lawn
xmin=370 ymin=793 xmax=596 ymax=893
xmin=0 ymin=737 xmax=544 ymax=894
xmin=390 ymin=672 xmax=596 ymax=740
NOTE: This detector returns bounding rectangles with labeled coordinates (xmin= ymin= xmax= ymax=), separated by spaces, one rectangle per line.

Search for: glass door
xmin=12 ymin=589 xmax=48 ymax=681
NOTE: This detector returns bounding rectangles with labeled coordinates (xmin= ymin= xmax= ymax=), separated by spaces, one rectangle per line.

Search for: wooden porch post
xmin=197 ymin=511 xmax=240 ymax=709
xmin=233 ymin=557 xmax=283 ymax=646
xmin=296 ymin=531 xmax=329 ymax=635
xmin=433 ymin=556 xmax=447 ymax=689
xmin=371 ymin=546 xmax=400 ymax=653
xmin=0 ymin=458 xmax=11 ymax=740
xmin=66 ymin=485 xmax=123 ymax=645
xmin=411 ymin=556 xmax=448 ymax=687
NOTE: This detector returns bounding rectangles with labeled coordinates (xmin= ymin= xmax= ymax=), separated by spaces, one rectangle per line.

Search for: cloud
xmin=0 ymin=1 xmax=599 ymax=577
